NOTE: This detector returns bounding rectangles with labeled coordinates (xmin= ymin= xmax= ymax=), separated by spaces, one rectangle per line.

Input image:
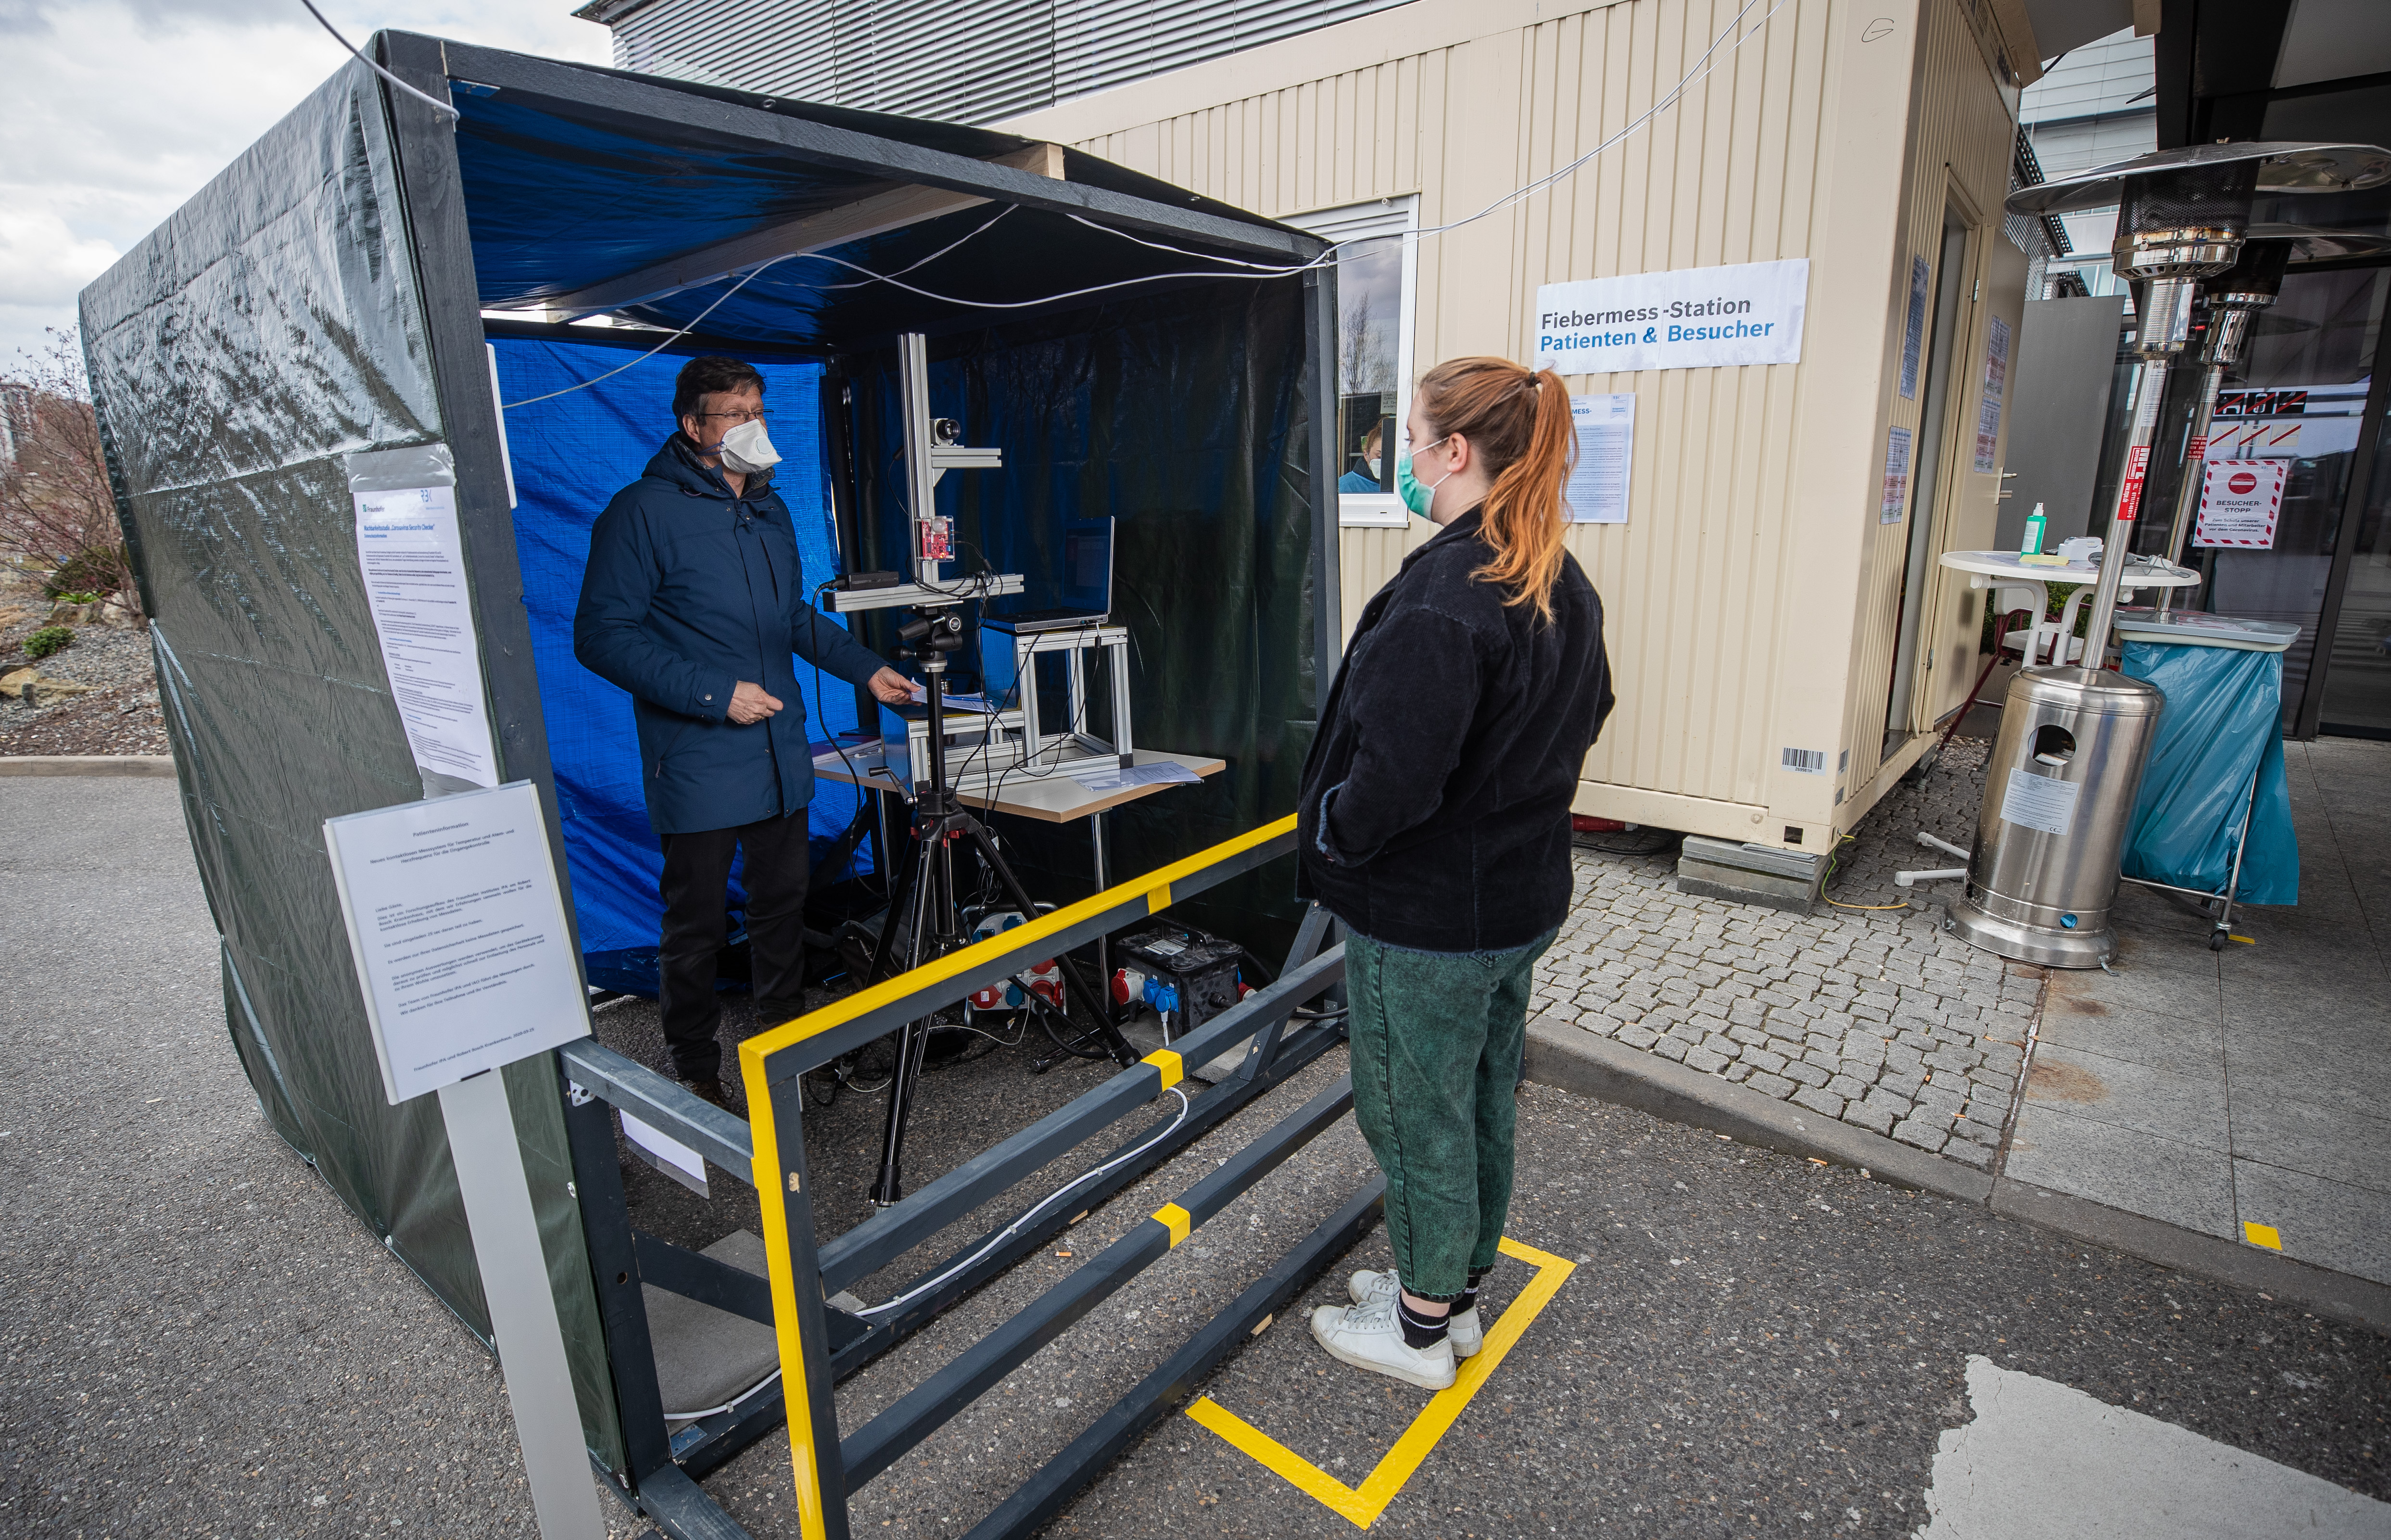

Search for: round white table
xmin=1938 ymin=549 xmax=2203 ymax=667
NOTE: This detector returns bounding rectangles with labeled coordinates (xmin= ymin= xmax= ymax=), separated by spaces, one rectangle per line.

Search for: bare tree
xmin=0 ymin=328 xmax=137 ymax=607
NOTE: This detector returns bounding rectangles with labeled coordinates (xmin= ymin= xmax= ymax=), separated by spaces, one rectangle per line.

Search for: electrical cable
xmin=853 ymin=1084 xmax=1191 ymax=1318
xmin=501 ymin=253 xmax=802 ymax=409
xmin=498 ymin=0 xmax=1793 ymax=395
xmin=663 ymin=1368 xmax=783 ymax=1423
xmin=299 ymin=0 xmax=460 ymax=121
xmin=1058 ymin=0 xmax=1794 ymax=278
xmin=1818 ymin=832 xmax=1913 ymax=912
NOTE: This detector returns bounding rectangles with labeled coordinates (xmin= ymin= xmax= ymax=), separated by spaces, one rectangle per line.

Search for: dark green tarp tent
xmin=77 ymin=31 xmax=1334 ymax=1527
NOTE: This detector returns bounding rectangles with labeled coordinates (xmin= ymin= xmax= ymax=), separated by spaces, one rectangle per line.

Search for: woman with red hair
xmin=1298 ymin=357 xmax=1616 ymax=1389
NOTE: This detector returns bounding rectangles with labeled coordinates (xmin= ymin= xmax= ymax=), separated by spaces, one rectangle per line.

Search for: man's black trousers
xmin=658 ymin=809 xmax=810 ymax=1084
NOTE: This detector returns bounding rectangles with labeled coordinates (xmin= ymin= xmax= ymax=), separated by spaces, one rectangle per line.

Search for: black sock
xmin=1459 ymin=1264 xmax=1492 ymax=1314
xmin=1395 ymin=1298 xmax=1450 ymax=1350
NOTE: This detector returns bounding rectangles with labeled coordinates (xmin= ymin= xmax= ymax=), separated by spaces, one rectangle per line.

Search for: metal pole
xmin=438 ymin=1071 xmax=607 ymax=1540
xmin=2083 ymin=353 xmax=2174 ymax=669
xmin=2158 ymin=362 xmax=2223 ymax=614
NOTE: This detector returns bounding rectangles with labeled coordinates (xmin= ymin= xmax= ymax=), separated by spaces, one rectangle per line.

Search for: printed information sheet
xmin=2193 ymin=458 xmax=2289 ymax=549
xmin=354 ymin=482 xmax=500 ymax=790
xmin=1533 ymin=259 xmax=1808 ymax=374
xmin=1999 ymin=767 xmax=2080 ymax=838
xmin=1567 ymin=393 xmax=1635 ymax=524
xmin=326 ymin=781 xmax=588 ymax=1104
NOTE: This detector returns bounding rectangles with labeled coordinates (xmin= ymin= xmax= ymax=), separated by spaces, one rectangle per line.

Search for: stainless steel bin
xmin=1945 ymin=666 xmax=2166 ymax=968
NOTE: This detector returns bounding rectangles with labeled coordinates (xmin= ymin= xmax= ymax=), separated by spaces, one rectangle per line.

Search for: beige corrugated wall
xmin=1006 ymin=0 xmax=2023 ymax=847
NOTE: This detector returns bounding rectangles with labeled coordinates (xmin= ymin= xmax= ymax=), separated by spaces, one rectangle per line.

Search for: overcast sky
xmin=0 ymin=0 xmax=612 ymax=376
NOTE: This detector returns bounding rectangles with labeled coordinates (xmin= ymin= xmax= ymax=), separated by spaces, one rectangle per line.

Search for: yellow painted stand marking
xmin=2243 ymin=1221 xmax=2283 ymax=1251
xmin=740 ymin=1055 xmax=831 ymax=1539
xmin=1184 ymin=1236 xmax=1575 ymax=1529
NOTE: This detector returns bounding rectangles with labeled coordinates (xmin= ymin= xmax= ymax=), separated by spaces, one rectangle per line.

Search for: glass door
xmin=1885 ymin=205 xmax=1975 ymax=745
xmin=2314 ymin=360 xmax=2391 ymax=734
xmin=2187 ymin=265 xmax=2388 ymax=731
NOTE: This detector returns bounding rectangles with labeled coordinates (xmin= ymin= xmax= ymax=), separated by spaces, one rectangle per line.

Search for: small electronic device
xmin=835 ymin=569 xmax=902 ymax=591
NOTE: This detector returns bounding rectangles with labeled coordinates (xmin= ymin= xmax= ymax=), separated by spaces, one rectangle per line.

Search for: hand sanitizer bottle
xmin=2020 ymin=502 xmax=2048 ymax=556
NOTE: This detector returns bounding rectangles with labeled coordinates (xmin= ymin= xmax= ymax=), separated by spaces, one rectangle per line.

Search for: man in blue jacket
xmin=576 ymin=356 xmax=915 ymax=1109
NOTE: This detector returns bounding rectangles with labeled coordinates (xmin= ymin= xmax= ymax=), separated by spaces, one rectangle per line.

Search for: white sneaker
xmin=1348 ymin=1270 xmax=1483 ymax=1357
xmin=1309 ymin=1297 xmax=1457 ymax=1390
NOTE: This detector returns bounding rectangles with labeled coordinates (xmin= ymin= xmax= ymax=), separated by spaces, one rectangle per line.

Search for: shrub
xmin=23 ymin=626 xmax=73 ymax=660
xmin=42 ymin=545 xmax=130 ymax=601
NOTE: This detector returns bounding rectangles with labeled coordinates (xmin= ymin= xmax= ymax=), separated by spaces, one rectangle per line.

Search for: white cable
xmin=500 ymin=254 xmax=801 ymax=408
xmin=663 ymin=1368 xmax=783 ymax=1422
xmin=853 ymin=1084 xmax=1191 ymax=1318
xmin=491 ymin=0 xmax=1791 ymax=402
xmin=299 ymin=0 xmax=461 ymax=121
xmin=1061 ymin=0 xmax=1795 ymax=279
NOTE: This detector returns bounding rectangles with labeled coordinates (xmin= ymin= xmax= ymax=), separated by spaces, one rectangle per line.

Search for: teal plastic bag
xmin=2120 ymin=640 xmax=2299 ymax=905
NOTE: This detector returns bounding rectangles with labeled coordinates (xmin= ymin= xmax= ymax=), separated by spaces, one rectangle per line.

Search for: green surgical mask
xmin=1398 ymin=435 xmax=1453 ymax=519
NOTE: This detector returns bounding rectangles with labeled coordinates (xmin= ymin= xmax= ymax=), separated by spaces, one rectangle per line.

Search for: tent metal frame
xmin=357 ymin=33 xmax=1345 ymax=1539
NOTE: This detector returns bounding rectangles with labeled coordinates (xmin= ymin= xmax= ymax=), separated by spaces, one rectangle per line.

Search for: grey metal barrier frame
xmin=554 ymin=816 xmax=1380 ymax=1540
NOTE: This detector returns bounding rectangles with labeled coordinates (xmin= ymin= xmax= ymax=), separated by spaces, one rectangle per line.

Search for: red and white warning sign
xmin=2193 ymin=458 xmax=2288 ymax=550
xmin=2113 ymin=444 xmax=2151 ymax=522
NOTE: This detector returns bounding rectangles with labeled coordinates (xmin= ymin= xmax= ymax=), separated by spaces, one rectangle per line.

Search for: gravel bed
xmin=0 ymin=576 xmax=165 ymax=757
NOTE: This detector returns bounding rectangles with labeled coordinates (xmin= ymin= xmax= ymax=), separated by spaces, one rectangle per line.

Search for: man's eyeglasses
xmin=696 ymin=409 xmax=767 ymax=425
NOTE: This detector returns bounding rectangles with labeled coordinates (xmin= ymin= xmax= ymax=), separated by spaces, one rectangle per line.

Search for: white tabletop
xmin=811 ymin=743 xmax=1226 ymax=823
xmin=1939 ymin=549 xmax=2203 ymax=591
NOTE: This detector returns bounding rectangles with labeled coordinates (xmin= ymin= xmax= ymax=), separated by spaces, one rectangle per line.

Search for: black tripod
xmin=861 ymin=608 xmax=1134 ymax=1205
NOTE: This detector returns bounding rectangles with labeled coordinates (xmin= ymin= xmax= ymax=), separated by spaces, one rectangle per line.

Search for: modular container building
xmin=993 ymin=0 xmax=2056 ymax=859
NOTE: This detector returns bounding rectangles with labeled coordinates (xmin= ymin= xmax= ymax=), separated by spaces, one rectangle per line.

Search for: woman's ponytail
xmin=1414 ymin=359 xmax=1576 ymax=620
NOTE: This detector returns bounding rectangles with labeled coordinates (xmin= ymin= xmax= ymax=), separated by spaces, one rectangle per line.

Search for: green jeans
xmin=1345 ymin=925 xmax=1557 ymax=1301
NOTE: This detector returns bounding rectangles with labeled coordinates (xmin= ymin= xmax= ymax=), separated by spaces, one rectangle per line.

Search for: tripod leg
xmin=961 ymin=815 xmax=1136 ymax=1065
xmin=870 ymin=1017 xmax=933 ymax=1205
xmin=863 ymin=813 xmax=927 ymax=986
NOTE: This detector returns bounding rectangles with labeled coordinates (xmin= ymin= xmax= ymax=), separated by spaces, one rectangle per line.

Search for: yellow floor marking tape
xmin=2243 ymin=1221 xmax=2283 ymax=1251
xmin=1184 ymin=1235 xmax=1575 ymax=1529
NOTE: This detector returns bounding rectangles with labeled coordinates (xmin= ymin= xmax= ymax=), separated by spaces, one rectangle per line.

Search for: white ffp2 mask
xmin=719 ymin=418 xmax=782 ymax=474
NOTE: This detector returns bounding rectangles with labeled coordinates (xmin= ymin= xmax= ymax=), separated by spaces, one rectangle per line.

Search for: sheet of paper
xmin=325 ymin=781 xmax=589 ymax=1104
xmin=1881 ymin=427 xmax=1914 ymax=525
xmin=1059 ymin=759 xmax=1202 ymax=793
xmin=1999 ymin=768 xmax=2080 ymax=838
xmin=622 ymin=1111 xmax=710 ymax=1199
xmin=354 ymin=482 xmax=500 ymax=791
xmin=1566 ymin=393 xmax=1634 ymax=524
xmin=1974 ymin=314 xmax=2010 ymax=474
xmin=1533 ymin=258 xmax=1808 ymax=373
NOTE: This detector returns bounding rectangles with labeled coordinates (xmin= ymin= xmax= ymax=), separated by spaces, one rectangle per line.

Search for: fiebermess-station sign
xmin=1533 ymin=258 xmax=1809 ymax=374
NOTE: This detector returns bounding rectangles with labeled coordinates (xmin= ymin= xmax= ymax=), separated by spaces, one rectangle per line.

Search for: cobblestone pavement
xmin=1531 ymin=740 xmax=2047 ymax=1171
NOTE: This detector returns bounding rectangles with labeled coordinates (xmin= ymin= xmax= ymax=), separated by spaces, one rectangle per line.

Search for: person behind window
xmin=1298 ymin=357 xmax=1616 ymax=1389
xmin=1337 ymin=421 xmax=1385 ymax=493
xmin=575 ymin=355 xmax=916 ymax=1109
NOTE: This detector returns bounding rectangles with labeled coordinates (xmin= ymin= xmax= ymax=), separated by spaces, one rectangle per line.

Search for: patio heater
xmin=2156 ymin=225 xmax=2391 ymax=610
xmin=1947 ymin=143 xmax=2391 ymax=968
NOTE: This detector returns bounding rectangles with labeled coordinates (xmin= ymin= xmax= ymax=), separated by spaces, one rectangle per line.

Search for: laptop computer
xmin=983 ymin=518 xmax=1114 ymax=634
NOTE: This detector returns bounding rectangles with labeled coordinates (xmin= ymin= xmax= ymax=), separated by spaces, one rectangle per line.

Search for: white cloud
xmin=0 ymin=0 xmax=612 ymax=374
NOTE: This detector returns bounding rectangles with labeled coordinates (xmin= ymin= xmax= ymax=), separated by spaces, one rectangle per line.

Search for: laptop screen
xmin=1059 ymin=518 xmax=1113 ymax=613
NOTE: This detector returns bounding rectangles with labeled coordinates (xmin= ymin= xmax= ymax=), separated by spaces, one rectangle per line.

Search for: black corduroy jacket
xmin=1296 ymin=508 xmax=1614 ymax=953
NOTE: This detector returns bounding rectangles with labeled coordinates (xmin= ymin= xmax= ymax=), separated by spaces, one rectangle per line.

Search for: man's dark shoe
xmin=683 ymin=1078 xmax=734 ymax=1111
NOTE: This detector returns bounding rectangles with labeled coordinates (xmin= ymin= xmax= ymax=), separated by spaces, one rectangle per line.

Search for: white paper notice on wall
xmin=1533 ymin=259 xmax=1808 ymax=374
xmin=1566 ymin=393 xmax=1634 ymax=523
xmin=1974 ymin=314 xmax=2010 ymax=474
xmin=325 ymin=781 xmax=589 ymax=1105
xmin=1999 ymin=767 xmax=2080 ymax=837
xmin=1881 ymin=426 xmax=1914 ymax=524
xmin=348 ymin=444 xmax=500 ymax=797
xmin=2192 ymin=458 xmax=2289 ymax=550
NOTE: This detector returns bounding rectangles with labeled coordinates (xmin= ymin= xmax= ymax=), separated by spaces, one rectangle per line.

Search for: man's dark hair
xmin=672 ymin=356 xmax=766 ymax=422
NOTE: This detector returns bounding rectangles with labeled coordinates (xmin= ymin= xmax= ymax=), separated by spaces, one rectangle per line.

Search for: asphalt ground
xmin=4 ymin=777 xmax=2385 ymax=1539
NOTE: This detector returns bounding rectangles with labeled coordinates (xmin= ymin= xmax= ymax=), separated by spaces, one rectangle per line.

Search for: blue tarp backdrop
xmin=490 ymin=336 xmax=868 ymax=975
